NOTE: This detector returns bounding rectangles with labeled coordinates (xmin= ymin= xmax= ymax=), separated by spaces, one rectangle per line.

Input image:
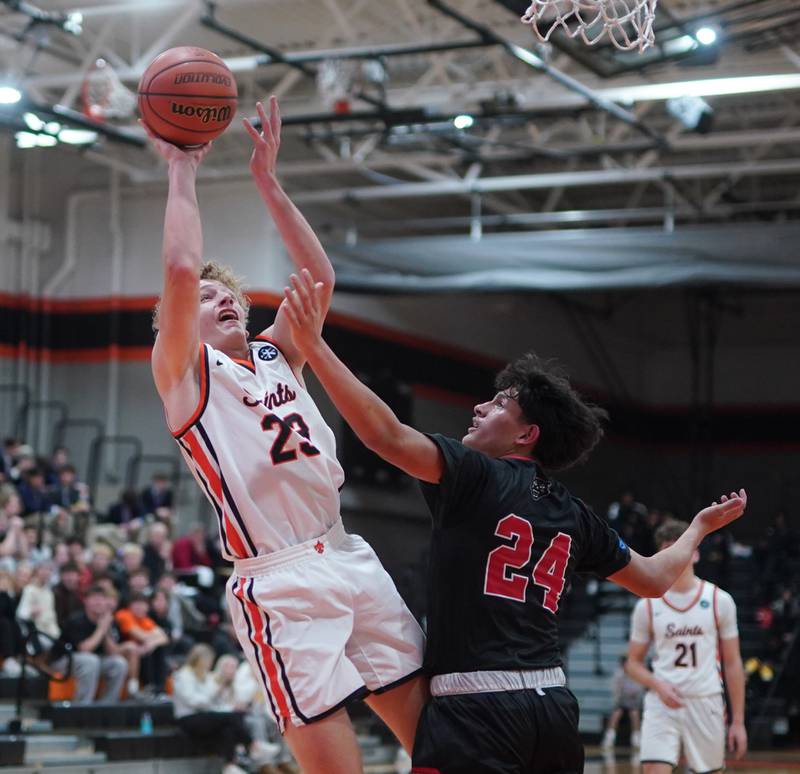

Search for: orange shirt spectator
xmin=115 ymin=594 xmax=160 ymax=641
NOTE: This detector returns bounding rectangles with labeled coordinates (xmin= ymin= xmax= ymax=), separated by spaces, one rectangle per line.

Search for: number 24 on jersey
xmin=484 ymin=514 xmax=572 ymax=613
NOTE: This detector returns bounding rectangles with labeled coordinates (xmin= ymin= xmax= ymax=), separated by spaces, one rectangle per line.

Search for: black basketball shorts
xmin=411 ymin=686 xmax=584 ymax=774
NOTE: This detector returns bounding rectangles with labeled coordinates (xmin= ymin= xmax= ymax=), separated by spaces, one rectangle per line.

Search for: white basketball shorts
xmin=226 ymin=519 xmax=425 ymax=731
xmin=640 ymin=691 xmax=726 ymax=772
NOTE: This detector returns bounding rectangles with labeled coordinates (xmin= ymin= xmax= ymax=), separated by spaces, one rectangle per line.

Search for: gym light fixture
xmin=695 ymin=27 xmax=718 ymax=46
xmin=0 ymin=86 xmax=22 ymax=105
xmin=58 ymin=128 xmax=98 ymax=145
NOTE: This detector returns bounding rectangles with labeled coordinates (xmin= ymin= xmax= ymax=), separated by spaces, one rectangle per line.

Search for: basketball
xmin=137 ymin=46 xmax=237 ymax=147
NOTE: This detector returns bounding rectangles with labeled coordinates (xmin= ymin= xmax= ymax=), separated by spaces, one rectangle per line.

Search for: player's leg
xmin=412 ymin=691 xmax=534 ymax=774
xmin=339 ymin=534 xmax=426 ymax=752
xmin=364 ymin=673 xmax=429 ymax=753
xmin=642 ymin=764 xmax=673 ymax=774
xmin=528 ymin=686 xmax=584 ymax=772
xmin=602 ymin=707 xmax=623 ymax=748
xmin=639 ymin=692 xmax=680 ymax=774
xmin=630 ymin=708 xmax=642 ymax=748
xmin=682 ymin=695 xmax=725 ymax=774
xmin=283 ymin=708 xmax=363 ymax=774
xmin=225 ymin=562 xmax=368 ymax=772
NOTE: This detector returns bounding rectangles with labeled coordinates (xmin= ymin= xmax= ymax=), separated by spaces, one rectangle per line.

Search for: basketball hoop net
xmin=81 ymin=58 xmax=137 ymax=121
xmin=316 ymin=59 xmax=360 ymax=115
xmin=521 ymin=0 xmax=658 ymax=52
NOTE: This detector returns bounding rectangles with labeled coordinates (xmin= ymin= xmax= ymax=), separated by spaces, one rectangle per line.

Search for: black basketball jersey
xmin=420 ymin=434 xmax=631 ymax=676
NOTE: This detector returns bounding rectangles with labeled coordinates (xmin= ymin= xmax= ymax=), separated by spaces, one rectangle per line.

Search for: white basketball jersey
xmin=634 ymin=581 xmax=734 ymax=697
xmin=169 ymin=336 xmax=345 ymax=560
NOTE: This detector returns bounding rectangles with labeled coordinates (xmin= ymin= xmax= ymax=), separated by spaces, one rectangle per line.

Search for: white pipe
xmin=40 ymin=190 xmax=104 ymax=448
xmin=106 ymin=170 xmax=123 ymax=473
xmin=290 ymin=157 xmax=800 ymax=204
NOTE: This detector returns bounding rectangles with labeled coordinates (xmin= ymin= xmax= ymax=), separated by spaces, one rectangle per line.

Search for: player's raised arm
xmin=609 ymin=491 xmax=747 ymax=597
xmin=244 ymin=97 xmax=336 ymax=371
xmin=282 ymin=269 xmax=444 ymax=484
xmin=147 ymin=123 xmax=212 ymax=401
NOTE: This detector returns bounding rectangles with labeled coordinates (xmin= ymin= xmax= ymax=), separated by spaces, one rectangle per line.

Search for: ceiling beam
xmin=289 ymin=156 xmax=800 ymax=204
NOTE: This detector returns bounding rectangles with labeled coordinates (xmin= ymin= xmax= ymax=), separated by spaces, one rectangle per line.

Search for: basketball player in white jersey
xmin=626 ymin=520 xmax=747 ymax=773
xmin=144 ymin=97 xmax=426 ymax=774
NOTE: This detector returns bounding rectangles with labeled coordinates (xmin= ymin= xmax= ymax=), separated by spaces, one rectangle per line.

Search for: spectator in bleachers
xmin=0 ymin=492 xmax=27 ymax=567
xmin=13 ymin=561 xmax=32 ymax=596
xmin=607 ymin=491 xmax=650 ymax=554
xmin=123 ymin=568 xmax=151 ymax=601
xmin=7 ymin=443 xmax=34 ymax=483
xmin=49 ymin=585 xmax=128 ymax=703
xmin=172 ymin=525 xmax=213 ymax=573
xmin=155 ymin=572 xmax=198 ymax=653
xmin=211 ymin=654 xmax=240 ymax=710
xmin=106 ymin=489 xmax=146 ymax=540
xmin=48 ymin=464 xmax=91 ymax=540
xmin=0 ymin=569 xmax=22 ymax=676
xmin=53 ymin=561 xmax=84 ymax=630
xmin=149 ymin=587 xmax=188 ymax=663
xmin=115 ymin=592 xmax=169 ymax=696
xmin=142 ymin=522 xmax=172 ymax=586
xmin=16 ymin=560 xmax=60 ymax=642
xmin=52 ymin=541 xmax=69 ymax=569
xmin=172 ymin=644 xmax=273 ymax=774
xmin=140 ymin=473 xmax=174 ymax=528
xmin=23 ymin=523 xmax=50 ymax=564
xmin=0 ymin=439 xmax=18 ymax=480
xmin=88 ymin=543 xmax=117 ymax=589
xmin=119 ymin=542 xmax=145 ymax=578
xmin=769 ymin=586 xmax=800 ymax=655
xmin=17 ymin=467 xmax=50 ymax=517
xmin=232 ymin=659 xmax=283 ymax=755
xmin=699 ymin=528 xmax=732 ymax=587
xmin=66 ymin=536 xmax=92 ymax=591
xmin=42 ymin=446 xmax=70 ymax=487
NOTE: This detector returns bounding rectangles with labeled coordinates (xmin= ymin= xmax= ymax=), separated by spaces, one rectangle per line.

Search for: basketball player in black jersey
xmin=281 ymin=269 xmax=748 ymax=774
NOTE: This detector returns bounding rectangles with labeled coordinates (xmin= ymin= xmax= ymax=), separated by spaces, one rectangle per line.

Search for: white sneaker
xmin=1 ymin=658 xmax=21 ymax=677
xmin=602 ymin=729 xmax=616 ymax=749
xmin=222 ymin=764 xmax=248 ymax=774
xmin=631 ymin=730 xmax=641 ymax=748
xmin=250 ymin=739 xmax=281 ymax=765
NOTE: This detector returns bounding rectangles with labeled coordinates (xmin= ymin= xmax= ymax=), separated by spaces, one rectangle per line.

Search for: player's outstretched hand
xmin=139 ymin=119 xmax=211 ymax=169
xmin=692 ymin=489 xmax=747 ymax=537
xmin=282 ymin=268 xmax=326 ymax=354
xmin=243 ymin=96 xmax=281 ymax=183
xmin=728 ymin=721 xmax=747 ymax=759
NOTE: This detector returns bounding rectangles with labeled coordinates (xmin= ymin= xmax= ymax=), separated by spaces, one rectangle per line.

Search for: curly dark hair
xmin=494 ymin=352 xmax=608 ymax=472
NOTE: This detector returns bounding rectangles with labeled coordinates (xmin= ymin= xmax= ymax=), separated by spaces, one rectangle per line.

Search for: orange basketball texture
xmin=137 ymin=47 xmax=238 ymax=146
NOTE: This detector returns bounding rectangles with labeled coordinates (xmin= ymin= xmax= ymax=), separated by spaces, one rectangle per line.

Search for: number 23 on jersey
xmin=484 ymin=514 xmax=572 ymax=613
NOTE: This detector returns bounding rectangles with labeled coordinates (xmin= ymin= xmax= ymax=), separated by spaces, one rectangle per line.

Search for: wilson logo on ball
xmin=174 ymin=72 xmax=232 ymax=86
xmin=170 ymin=103 xmax=232 ymax=124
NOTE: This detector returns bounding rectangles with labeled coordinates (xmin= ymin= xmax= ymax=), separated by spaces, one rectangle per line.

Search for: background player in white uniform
xmin=145 ymin=97 xmax=426 ymax=774
xmin=626 ymin=520 xmax=747 ymax=773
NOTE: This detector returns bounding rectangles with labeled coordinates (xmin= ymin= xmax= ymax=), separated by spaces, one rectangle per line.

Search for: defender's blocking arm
xmin=281 ymin=269 xmax=444 ymax=483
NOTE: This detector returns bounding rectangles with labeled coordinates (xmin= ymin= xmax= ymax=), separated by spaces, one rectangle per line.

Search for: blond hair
xmin=185 ymin=643 xmax=215 ymax=679
xmin=152 ymin=261 xmax=251 ymax=333
xmin=121 ymin=543 xmax=144 ymax=560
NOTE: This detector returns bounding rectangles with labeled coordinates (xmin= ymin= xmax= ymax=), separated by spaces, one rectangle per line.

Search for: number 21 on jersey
xmin=484 ymin=514 xmax=572 ymax=613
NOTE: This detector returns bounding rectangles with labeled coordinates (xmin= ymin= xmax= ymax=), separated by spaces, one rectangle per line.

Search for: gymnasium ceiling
xmin=2 ymin=0 xmax=800 ymax=240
